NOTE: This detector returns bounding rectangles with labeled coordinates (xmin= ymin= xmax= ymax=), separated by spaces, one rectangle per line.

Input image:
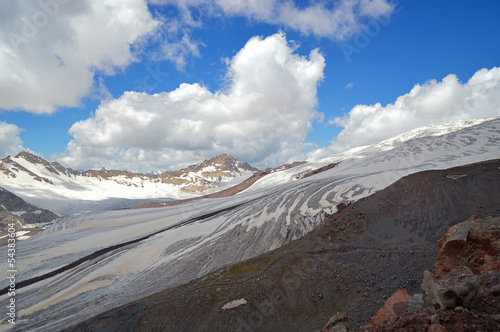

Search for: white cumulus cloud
xmin=58 ymin=32 xmax=325 ymax=171
xmin=0 ymin=122 xmax=24 ymax=158
xmin=309 ymin=67 xmax=500 ymax=159
xmin=152 ymin=0 xmax=395 ymax=40
xmin=0 ymin=0 xmax=159 ymax=113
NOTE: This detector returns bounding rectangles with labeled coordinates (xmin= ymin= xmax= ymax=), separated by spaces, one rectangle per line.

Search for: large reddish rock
xmin=361 ymin=290 xmax=411 ymax=329
xmin=434 ymin=216 xmax=500 ymax=279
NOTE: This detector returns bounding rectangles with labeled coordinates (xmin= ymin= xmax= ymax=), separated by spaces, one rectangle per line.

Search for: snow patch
xmin=11 ymin=211 xmax=26 ymax=216
xmin=446 ymin=174 xmax=468 ymax=180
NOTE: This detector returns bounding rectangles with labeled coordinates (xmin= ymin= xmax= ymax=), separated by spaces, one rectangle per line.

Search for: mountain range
xmin=0 ymin=116 xmax=499 ymax=331
xmin=0 ymin=151 xmax=259 ymax=214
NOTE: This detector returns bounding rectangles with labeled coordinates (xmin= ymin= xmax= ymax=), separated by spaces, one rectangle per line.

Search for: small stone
xmin=406 ymin=294 xmax=424 ymax=313
xmin=430 ymin=314 xmax=440 ymax=325
xmin=320 ymin=312 xmax=349 ymax=332
xmin=489 ymin=284 xmax=500 ymax=296
xmin=330 ymin=326 xmax=348 ymax=332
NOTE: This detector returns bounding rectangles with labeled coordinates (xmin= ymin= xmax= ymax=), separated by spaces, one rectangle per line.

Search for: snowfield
xmin=0 ymin=117 xmax=499 ymax=331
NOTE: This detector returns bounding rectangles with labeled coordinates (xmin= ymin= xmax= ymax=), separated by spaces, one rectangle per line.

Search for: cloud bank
xmin=58 ymin=32 xmax=325 ymax=171
xmin=309 ymin=67 xmax=500 ymax=159
xmin=0 ymin=0 xmax=158 ymax=113
xmin=0 ymin=0 xmax=394 ymax=114
xmin=0 ymin=122 xmax=24 ymax=158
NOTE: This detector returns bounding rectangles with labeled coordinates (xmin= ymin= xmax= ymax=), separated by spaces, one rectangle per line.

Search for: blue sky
xmin=0 ymin=0 xmax=499 ymax=172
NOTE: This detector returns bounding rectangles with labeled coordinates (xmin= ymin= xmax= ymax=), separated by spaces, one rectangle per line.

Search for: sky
xmin=0 ymin=0 xmax=499 ymax=172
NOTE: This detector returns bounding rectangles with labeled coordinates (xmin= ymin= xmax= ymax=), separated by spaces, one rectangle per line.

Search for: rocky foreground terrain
xmin=68 ymin=159 xmax=500 ymax=331
xmin=350 ymin=214 xmax=500 ymax=332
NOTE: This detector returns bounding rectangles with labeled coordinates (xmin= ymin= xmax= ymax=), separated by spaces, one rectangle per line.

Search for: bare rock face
xmin=434 ymin=216 xmax=500 ymax=279
xmin=421 ymin=266 xmax=484 ymax=310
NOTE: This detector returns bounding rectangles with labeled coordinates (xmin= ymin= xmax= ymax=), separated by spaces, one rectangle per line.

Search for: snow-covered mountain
xmin=244 ymin=117 xmax=497 ymax=191
xmin=0 ymin=152 xmax=258 ymax=214
xmin=0 ymin=117 xmax=499 ymax=331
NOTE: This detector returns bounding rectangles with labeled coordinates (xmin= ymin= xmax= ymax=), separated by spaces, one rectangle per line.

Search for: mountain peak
xmin=216 ymin=153 xmax=232 ymax=158
xmin=188 ymin=153 xmax=259 ymax=174
xmin=207 ymin=153 xmax=236 ymax=164
xmin=15 ymin=150 xmax=48 ymax=165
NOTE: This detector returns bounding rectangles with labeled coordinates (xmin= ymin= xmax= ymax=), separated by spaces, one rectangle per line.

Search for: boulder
xmin=361 ymin=290 xmax=411 ymax=328
xmin=422 ymin=266 xmax=483 ymax=309
xmin=434 ymin=216 xmax=500 ymax=279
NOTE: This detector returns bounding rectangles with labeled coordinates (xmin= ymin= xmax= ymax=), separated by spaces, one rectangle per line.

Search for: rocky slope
xmin=64 ymin=159 xmax=500 ymax=332
xmin=354 ymin=215 xmax=500 ymax=332
xmin=0 ymin=152 xmax=259 ymax=214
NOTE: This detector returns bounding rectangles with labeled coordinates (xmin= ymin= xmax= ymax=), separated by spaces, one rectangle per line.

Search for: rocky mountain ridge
xmin=1 ymin=151 xmax=258 ymax=189
xmin=0 ymin=151 xmax=259 ymax=214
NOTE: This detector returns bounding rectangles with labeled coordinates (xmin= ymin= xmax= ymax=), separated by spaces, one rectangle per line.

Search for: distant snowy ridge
xmin=247 ymin=117 xmax=496 ymax=190
xmin=0 ymin=152 xmax=258 ymax=214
